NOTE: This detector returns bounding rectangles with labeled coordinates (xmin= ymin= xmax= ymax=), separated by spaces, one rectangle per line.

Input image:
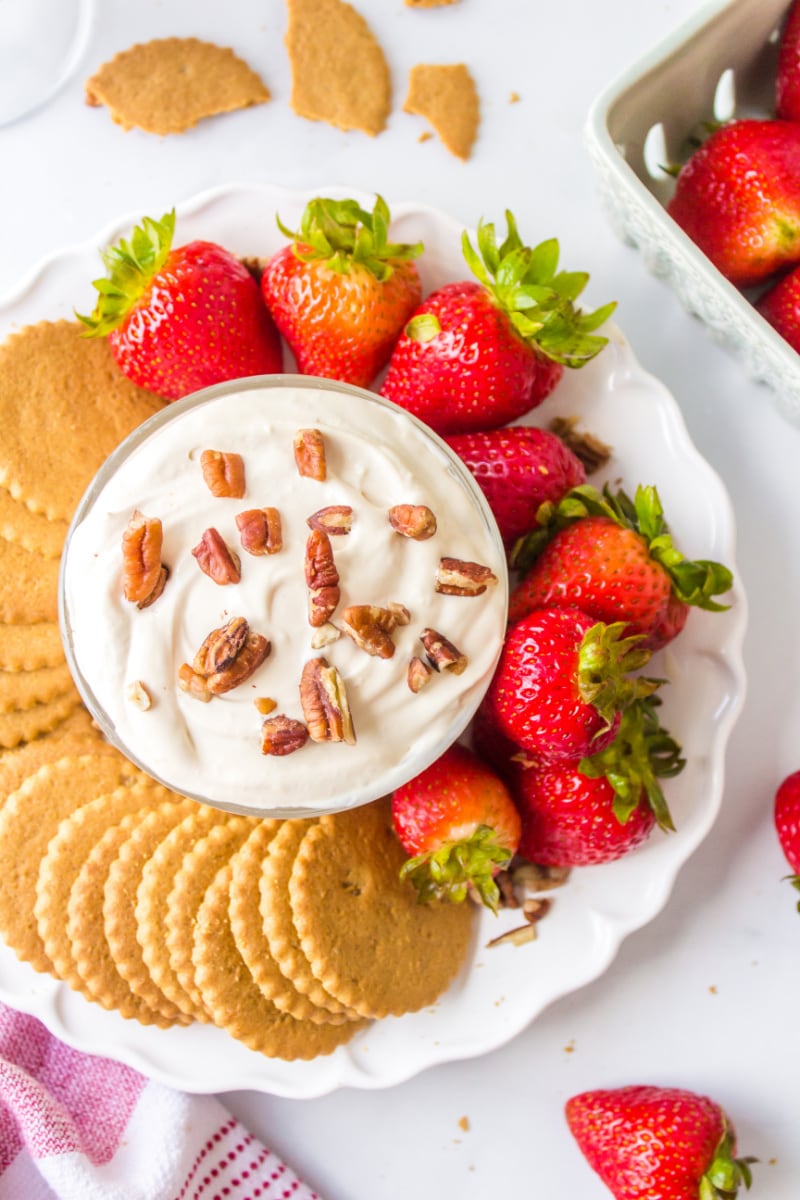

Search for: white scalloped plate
xmin=0 ymin=183 xmax=747 ymax=1097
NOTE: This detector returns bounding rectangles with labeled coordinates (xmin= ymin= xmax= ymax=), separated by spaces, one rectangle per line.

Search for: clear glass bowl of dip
xmin=60 ymin=374 xmax=509 ymax=819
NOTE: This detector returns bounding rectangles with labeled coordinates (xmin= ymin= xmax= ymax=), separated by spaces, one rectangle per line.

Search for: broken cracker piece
xmin=404 ymin=63 xmax=479 ymax=160
xmin=286 ymin=0 xmax=391 ymax=137
xmin=85 ymin=37 xmax=270 ymax=135
xmin=406 ymin=0 xmax=460 ymax=6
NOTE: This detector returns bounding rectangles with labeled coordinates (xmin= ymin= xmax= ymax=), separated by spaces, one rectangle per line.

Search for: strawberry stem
xmin=577 ymin=621 xmax=662 ymax=731
xmin=400 ymin=824 xmax=513 ymax=913
xmin=699 ymin=1124 xmax=757 ymax=1198
xmin=277 ymin=194 xmax=423 ymax=282
xmin=77 ymin=211 xmax=176 ymax=337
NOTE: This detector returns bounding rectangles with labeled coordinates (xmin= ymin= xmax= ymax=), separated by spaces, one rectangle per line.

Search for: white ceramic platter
xmin=0 ymin=183 xmax=747 ymax=1097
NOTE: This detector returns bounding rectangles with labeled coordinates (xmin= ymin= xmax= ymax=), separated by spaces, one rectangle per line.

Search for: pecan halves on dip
xmin=200 ymin=449 xmax=246 ymax=498
xmin=305 ymin=529 xmax=340 ymax=627
xmin=121 ymin=509 xmax=169 ymax=608
xmin=299 ymin=657 xmax=356 ymax=744
xmin=388 ymin=504 xmax=437 ymax=540
xmin=294 ymin=428 xmax=326 ymax=481
xmin=434 ymin=556 xmax=498 ymax=597
xmin=236 ymin=507 xmax=283 ymax=555
xmin=192 ymin=528 xmax=242 ymax=585
xmin=261 ymin=714 xmax=309 ymax=756
xmin=340 ymin=603 xmax=410 ymax=659
xmin=307 ymin=505 xmax=353 ymax=536
xmin=419 ymin=627 xmax=468 ymax=675
xmin=179 ymin=616 xmax=271 ymax=700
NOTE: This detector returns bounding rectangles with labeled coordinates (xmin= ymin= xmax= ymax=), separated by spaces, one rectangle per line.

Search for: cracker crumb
xmin=458 ymin=1115 xmax=470 ymax=1132
xmin=404 ymin=63 xmax=479 ymax=160
xmin=418 ymin=130 xmax=433 ymax=143
xmin=564 ymin=1039 xmax=575 ymax=1053
xmin=509 ymin=91 xmax=521 ymax=103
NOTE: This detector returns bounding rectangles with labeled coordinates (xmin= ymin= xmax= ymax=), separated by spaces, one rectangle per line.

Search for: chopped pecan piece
xmin=435 ymin=556 xmax=498 ymax=596
xmin=206 ymin=632 xmax=270 ymax=695
xmin=180 ymin=617 xmax=270 ymax=700
xmin=121 ymin=510 xmax=169 ymax=608
xmin=310 ymin=622 xmax=341 ymax=649
xmin=299 ymin=658 xmax=356 ymax=744
xmin=236 ymin=507 xmax=283 ymax=555
xmin=388 ymin=504 xmax=437 ymax=540
xmin=340 ymin=604 xmax=407 ymax=659
xmin=192 ymin=615 xmax=249 ymax=675
xmin=200 ymin=449 xmax=246 ymax=498
xmin=254 ymin=696 xmax=277 ymax=716
xmin=307 ymin=505 xmax=353 ymax=536
xmin=485 ymin=923 xmax=538 ymax=949
xmin=304 ymin=530 xmax=340 ymax=627
xmin=261 ymin=714 xmax=309 ymax=756
xmin=294 ymin=428 xmax=326 ymax=481
xmin=126 ymin=680 xmax=152 ymax=710
xmin=177 ymin=662 xmax=212 ymax=703
xmin=407 ymin=656 xmax=434 ymax=693
xmin=419 ymin=628 xmax=468 ymax=675
xmin=192 ymin=528 xmax=242 ymax=585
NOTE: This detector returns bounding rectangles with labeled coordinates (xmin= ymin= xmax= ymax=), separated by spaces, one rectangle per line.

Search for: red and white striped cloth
xmin=0 ymin=1001 xmax=320 ymax=1200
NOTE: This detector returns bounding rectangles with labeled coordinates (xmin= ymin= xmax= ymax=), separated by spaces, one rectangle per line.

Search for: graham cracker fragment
xmin=0 ymin=321 xmax=165 ymax=523
xmin=104 ymin=797 xmax=198 ymax=1024
xmin=0 ymin=487 xmax=67 ymax=560
xmin=286 ymin=0 xmax=391 ymax=136
xmin=259 ymin=819 xmax=360 ymax=1019
xmin=0 ymin=662 xmax=73 ymax=715
xmin=290 ymin=798 xmax=475 ymax=1019
xmin=0 ymin=754 xmax=144 ymax=972
xmin=193 ymin=862 xmax=365 ymax=1059
xmin=68 ymin=815 xmax=184 ymax=1027
xmin=0 ymin=622 xmax=64 ymax=672
xmin=0 ymin=537 xmax=60 ymax=625
xmin=404 ymin=63 xmax=480 ymax=160
xmin=134 ymin=806 xmax=229 ymax=1023
xmin=85 ymin=38 xmax=270 ymax=135
xmin=0 ymin=688 xmax=82 ymax=750
xmin=34 ymin=781 xmax=171 ymax=991
xmin=230 ymin=822 xmax=352 ymax=1026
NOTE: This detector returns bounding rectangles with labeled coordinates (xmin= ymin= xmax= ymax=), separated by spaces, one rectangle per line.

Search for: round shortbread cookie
xmin=290 ymin=798 xmax=475 ymax=1019
xmin=0 ymin=753 xmax=144 ymax=972
xmin=34 ymin=780 xmax=173 ymax=991
xmin=0 ymin=687 xmax=82 ymax=750
xmin=0 ymin=485 xmax=67 ymax=560
xmin=0 ymin=622 xmax=65 ymax=671
xmin=0 ymin=321 xmax=165 ymax=522
xmin=165 ymin=816 xmax=258 ymax=1017
xmin=0 ymin=661 xmax=73 ymax=714
xmin=135 ymin=806 xmax=229 ymax=1023
xmin=193 ymin=861 xmax=366 ymax=1060
xmin=67 ymin=815 xmax=184 ymax=1027
xmin=230 ymin=821 xmax=350 ymax=1026
xmin=104 ymin=797 xmax=199 ymax=1024
xmin=259 ymin=818 xmax=360 ymax=1020
xmin=0 ymin=536 xmax=60 ymax=625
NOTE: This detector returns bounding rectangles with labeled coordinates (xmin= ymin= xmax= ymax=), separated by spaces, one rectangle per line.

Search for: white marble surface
xmin=1 ymin=0 xmax=798 ymax=1195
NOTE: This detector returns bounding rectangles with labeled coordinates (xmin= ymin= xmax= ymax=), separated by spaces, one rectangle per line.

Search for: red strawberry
xmin=774 ymin=769 xmax=800 ymax=906
xmin=260 ymin=194 xmax=422 ymax=388
xmin=509 ymin=484 xmax=733 ymax=651
xmin=380 ymin=212 xmax=615 ymax=435
xmin=78 ymin=210 xmax=282 ymax=400
xmin=444 ymin=425 xmax=585 ymax=547
xmin=512 ymin=697 xmax=681 ymax=867
xmin=391 ymin=743 xmax=521 ymax=911
xmin=483 ymin=607 xmax=658 ymax=764
xmin=776 ymin=0 xmax=800 ymax=120
xmin=667 ymin=119 xmax=800 ymax=287
xmin=756 ymin=265 xmax=800 ymax=353
xmin=566 ymin=1085 xmax=756 ymax=1200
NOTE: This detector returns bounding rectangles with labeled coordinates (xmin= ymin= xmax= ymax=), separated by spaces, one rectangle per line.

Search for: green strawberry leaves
xmin=699 ymin=1124 xmax=757 ymax=1198
xmin=277 ymin=194 xmax=423 ymax=282
xmin=577 ymin=621 xmax=662 ymax=734
xmin=579 ymin=695 xmax=684 ymax=832
xmin=511 ymin=481 xmax=734 ymax=611
xmin=78 ymin=210 xmax=176 ymax=336
xmin=399 ymin=823 xmax=513 ymax=913
xmin=461 ymin=211 xmax=617 ymax=367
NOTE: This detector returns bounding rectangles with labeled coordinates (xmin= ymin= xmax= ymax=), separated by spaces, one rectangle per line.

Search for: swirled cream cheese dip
xmin=60 ymin=375 xmax=508 ymax=818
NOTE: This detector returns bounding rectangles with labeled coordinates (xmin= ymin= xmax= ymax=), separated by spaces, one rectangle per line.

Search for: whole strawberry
xmin=776 ymin=0 xmax=800 ymax=120
xmin=391 ymin=743 xmax=521 ymax=912
xmin=774 ymin=769 xmax=800 ymax=907
xmin=756 ymin=265 xmax=800 ymax=353
xmin=667 ymin=119 xmax=800 ymax=287
xmin=566 ymin=1085 xmax=756 ymax=1200
xmin=483 ymin=607 xmax=658 ymax=764
xmin=78 ymin=210 xmax=283 ymax=400
xmin=513 ymin=697 xmax=682 ymax=867
xmin=380 ymin=211 xmax=616 ymax=435
xmin=509 ymin=484 xmax=733 ymax=651
xmin=260 ymin=194 xmax=422 ymax=388
xmin=445 ymin=425 xmax=585 ymax=547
